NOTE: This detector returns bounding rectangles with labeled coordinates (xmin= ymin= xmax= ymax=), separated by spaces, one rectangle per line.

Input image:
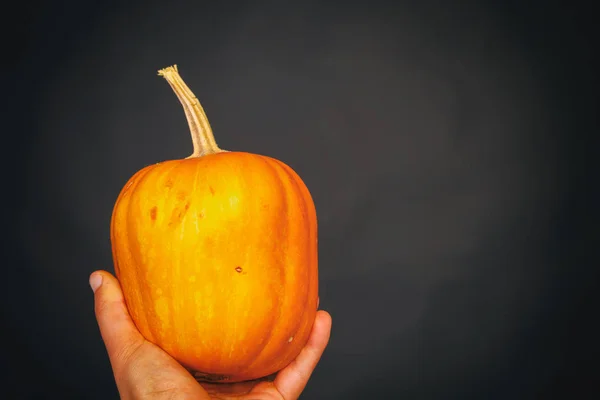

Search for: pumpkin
xmin=110 ymin=65 xmax=318 ymax=383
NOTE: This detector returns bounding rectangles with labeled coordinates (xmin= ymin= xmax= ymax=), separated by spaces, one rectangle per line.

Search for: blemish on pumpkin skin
xmin=177 ymin=191 xmax=187 ymax=201
xmin=165 ymin=179 xmax=173 ymax=189
xmin=209 ymin=186 xmax=215 ymax=196
xmin=150 ymin=206 xmax=158 ymax=221
xmin=168 ymin=203 xmax=190 ymax=226
xmin=235 ymin=266 xmax=243 ymax=273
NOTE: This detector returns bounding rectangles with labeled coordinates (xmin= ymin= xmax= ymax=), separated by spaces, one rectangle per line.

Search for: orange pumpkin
xmin=110 ymin=65 xmax=318 ymax=383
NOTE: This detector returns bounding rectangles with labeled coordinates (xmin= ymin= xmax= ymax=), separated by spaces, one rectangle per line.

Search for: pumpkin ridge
xmin=266 ymin=158 xmax=315 ymax=370
xmin=128 ymin=161 xmax=181 ymax=344
xmin=235 ymin=156 xmax=307 ymax=376
xmin=111 ymin=165 xmax=153 ymax=277
xmin=162 ymin=158 xmax=196 ymax=350
xmin=119 ymin=163 xmax=159 ymax=341
xmin=167 ymin=159 xmax=198 ymax=351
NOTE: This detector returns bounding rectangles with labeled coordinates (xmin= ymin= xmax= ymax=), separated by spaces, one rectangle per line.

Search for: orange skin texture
xmin=110 ymin=151 xmax=318 ymax=383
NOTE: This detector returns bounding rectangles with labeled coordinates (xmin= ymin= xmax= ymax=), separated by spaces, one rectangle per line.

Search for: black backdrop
xmin=5 ymin=1 xmax=598 ymax=399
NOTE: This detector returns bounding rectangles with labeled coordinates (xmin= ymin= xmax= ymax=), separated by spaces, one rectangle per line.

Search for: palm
xmin=199 ymin=378 xmax=284 ymax=399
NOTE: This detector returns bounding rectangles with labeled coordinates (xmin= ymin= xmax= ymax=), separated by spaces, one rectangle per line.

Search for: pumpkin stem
xmin=158 ymin=65 xmax=224 ymax=158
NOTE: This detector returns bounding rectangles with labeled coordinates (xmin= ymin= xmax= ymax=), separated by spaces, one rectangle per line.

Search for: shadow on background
xmin=5 ymin=0 xmax=597 ymax=399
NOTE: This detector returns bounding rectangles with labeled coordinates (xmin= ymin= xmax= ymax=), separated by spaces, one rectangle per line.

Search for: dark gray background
xmin=5 ymin=0 xmax=598 ymax=399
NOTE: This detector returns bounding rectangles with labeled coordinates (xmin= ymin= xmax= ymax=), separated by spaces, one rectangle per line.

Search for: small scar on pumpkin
xmin=165 ymin=179 xmax=173 ymax=188
xmin=235 ymin=266 xmax=243 ymax=273
xmin=185 ymin=202 xmax=190 ymax=211
xmin=209 ymin=186 xmax=215 ymax=195
xmin=177 ymin=191 xmax=187 ymax=201
xmin=150 ymin=206 xmax=158 ymax=221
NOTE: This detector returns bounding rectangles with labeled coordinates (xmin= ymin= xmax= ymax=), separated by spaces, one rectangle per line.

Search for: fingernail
xmin=89 ymin=273 xmax=102 ymax=293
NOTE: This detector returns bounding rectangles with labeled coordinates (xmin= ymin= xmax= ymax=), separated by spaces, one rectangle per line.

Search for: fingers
xmin=90 ymin=270 xmax=145 ymax=376
xmin=273 ymin=310 xmax=332 ymax=399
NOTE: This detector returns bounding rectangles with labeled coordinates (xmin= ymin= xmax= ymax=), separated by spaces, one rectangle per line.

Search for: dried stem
xmin=158 ymin=65 xmax=224 ymax=158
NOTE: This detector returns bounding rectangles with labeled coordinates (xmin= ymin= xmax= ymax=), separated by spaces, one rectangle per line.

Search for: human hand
xmin=90 ymin=270 xmax=332 ymax=399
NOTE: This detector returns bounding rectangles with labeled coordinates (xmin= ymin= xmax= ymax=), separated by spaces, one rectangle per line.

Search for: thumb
xmin=90 ymin=270 xmax=145 ymax=375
